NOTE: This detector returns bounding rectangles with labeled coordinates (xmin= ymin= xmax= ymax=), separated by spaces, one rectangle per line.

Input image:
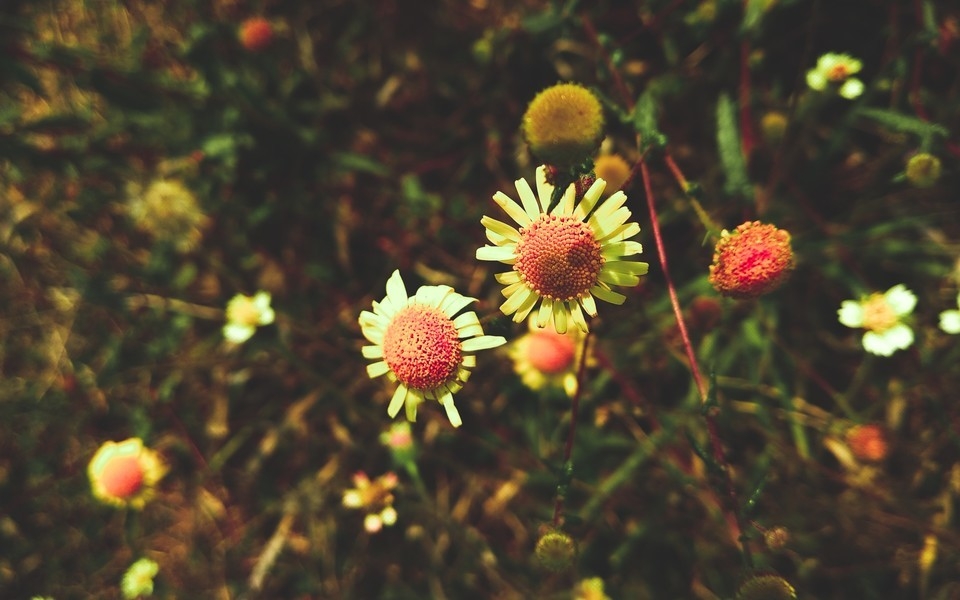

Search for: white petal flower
xmin=839 ymin=285 xmax=915 ymax=356
xmin=837 ymin=300 xmax=865 ymax=328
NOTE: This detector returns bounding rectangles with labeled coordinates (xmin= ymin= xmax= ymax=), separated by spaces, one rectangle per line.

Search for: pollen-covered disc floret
xmin=522 ymin=83 xmax=604 ymax=168
xmin=359 ymin=270 xmax=506 ymax=428
xmin=709 ymin=221 xmax=794 ymax=299
xmin=476 ymin=166 xmax=649 ymax=334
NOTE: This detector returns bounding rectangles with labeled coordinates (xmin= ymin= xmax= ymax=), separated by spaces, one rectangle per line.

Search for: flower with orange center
xmin=510 ymin=317 xmax=584 ymax=396
xmin=239 ymin=17 xmax=273 ymax=52
xmin=709 ymin=221 xmax=794 ymax=299
xmin=838 ymin=284 xmax=916 ymax=356
xmin=360 ymin=270 xmax=506 ymax=427
xmin=806 ymin=53 xmax=864 ymax=99
xmin=846 ymin=424 xmax=889 ymax=462
xmin=476 ymin=166 xmax=648 ymax=334
xmin=88 ymin=438 xmax=166 ymax=509
xmin=342 ymin=471 xmax=399 ymax=533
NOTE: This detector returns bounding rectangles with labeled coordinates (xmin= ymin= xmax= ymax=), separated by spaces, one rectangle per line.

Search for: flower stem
xmin=552 ymin=331 xmax=592 ymax=527
xmin=638 ymin=154 xmax=753 ymax=568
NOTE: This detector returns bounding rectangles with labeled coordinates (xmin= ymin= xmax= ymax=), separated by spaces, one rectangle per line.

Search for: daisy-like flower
xmin=121 ymin=558 xmax=159 ymax=599
xmin=476 ymin=166 xmax=648 ymax=334
xmin=838 ymin=284 xmax=917 ymax=356
xmin=223 ymin=291 xmax=275 ymax=343
xmin=126 ymin=179 xmax=209 ymax=252
xmin=359 ymin=270 xmax=506 ymax=427
xmin=510 ymin=317 xmax=584 ymax=397
xmin=806 ymin=52 xmax=864 ymax=99
xmin=940 ymin=292 xmax=960 ymax=334
xmin=709 ymin=221 xmax=794 ymax=299
xmin=88 ymin=438 xmax=166 ymax=509
xmin=342 ymin=471 xmax=399 ymax=533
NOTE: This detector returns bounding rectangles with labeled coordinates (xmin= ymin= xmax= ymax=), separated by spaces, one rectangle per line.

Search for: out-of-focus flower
xmin=342 ymin=471 xmax=399 ymax=533
xmin=806 ymin=53 xmax=864 ymax=99
xmin=476 ymin=166 xmax=648 ymax=334
xmin=522 ymin=83 xmax=604 ymax=168
xmin=764 ymin=526 xmax=790 ymax=550
xmin=574 ymin=577 xmax=611 ymax=600
xmin=239 ymin=17 xmax=273 ymax=51
xmin=223 ymin=291 xmax=275 ymax=343
xmin=359 ymin=271 xmax=505 ymax=428
xmin=736 ymin=573 xmax=797 ymax=600
xmin=88 ymin=438 xmax=166 ymax=509
xmin=905 ymin=153 xmax=942 ymax=188
xmin=940 ymin=292 xmax=960 ymax=334
xmin=838 ymin=284 xmax=916 ymax=356
xmin=593 ymin=154 xmax=631 ymax=197
xmin=846 ymin=424 xmax=889 ymax=462
xmin=709 ymin=221 xmax=794 ymax=299
xmin=760 ymin=111 xmax=788 ymax=144
xmin=535 ymin=528 xmax=576 ymax=571
xmin=121 ymin=558 xmax=159 ymax=599
xmin=510 ymin=317 xmax=583 ymax=397
xmin=126 ymin=179 xmax=208 ymax=252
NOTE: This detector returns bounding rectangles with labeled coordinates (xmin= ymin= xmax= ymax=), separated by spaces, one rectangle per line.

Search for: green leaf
xmin=857 ymin=107 xmax=949 ymax=139
xmin=332 ymin=152 xmax=389 ymax=177
xmin=632 ymin=89 xmax=666 ymax=150
xmin=716 ymin=93 xmax=752 ymax=199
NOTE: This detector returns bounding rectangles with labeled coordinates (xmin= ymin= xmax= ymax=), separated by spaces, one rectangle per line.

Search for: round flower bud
xmin=736 ymin=573 xmax=797 ymax=600
xmin=523 ymin=83 xmax=604 ymax=168
xmin=760 ymin=111 xmax=788 ymax=145
xmin=905 ymin=153 xmax=941 ymax=188
xmin=764 ymin=526 xmax=790 ymax=550
xmin=709 ymin=221 xmax=794 ymax=300
xmin=239 ymin=17 xmax=273 ymax=52
xmin=593 ymin=154 xmax=631 ymax=196
xmin=846 ymin=424 xmax=888 ymax=462
xmin=535 ymin=529 xmax=576 ymax=571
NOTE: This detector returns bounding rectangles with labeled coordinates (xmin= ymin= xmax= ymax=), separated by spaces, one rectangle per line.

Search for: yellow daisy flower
xmin=476 ymin=166 xmax=649 ymax=334
xmin=88 ymin=438 xmax=166 ymax=509
xmin=510 ymin=317 xmax=584 ymax=397
xmin=359 ymin=270 xmax=506 ymax=427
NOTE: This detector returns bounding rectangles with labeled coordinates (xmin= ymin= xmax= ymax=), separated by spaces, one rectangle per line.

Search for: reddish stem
xmin=739 ymin=39 xmax=756 ymax=161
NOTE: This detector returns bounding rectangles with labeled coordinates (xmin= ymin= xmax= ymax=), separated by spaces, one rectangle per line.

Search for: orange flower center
xmin=383 ymin=304 xmax=462 ymax=390
xmin=525 ymin=331 xmax=576 ymax=374
xmin=100 ymin=455 xmax=145 ymax=498
xmin=514 ymin=214 xmax=603 ymax=301
xmin=827 ymin=64 xmax=850 ymax=82
xmin=860 ymin=294 xmax=898 ymax=332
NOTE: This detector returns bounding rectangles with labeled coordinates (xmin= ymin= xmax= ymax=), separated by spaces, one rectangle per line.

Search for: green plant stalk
xmin=551 ymin=331 xmax=592 ymax=527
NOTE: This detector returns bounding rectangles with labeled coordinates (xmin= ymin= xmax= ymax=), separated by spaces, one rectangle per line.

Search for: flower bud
xmin=523 ymin=83 xmax=604 ymax=169
xmin=709 ymin=221 xmax=794 ymax=299
xmin=846 ymin=424 xmax=888 ymax=462
xmin=905 ymin=153 xmax=941 ymax=188
xmin=239 ymin=17 xmax=273 ymax=52
xmin=535 ymin=529 xmax=576 ymax=571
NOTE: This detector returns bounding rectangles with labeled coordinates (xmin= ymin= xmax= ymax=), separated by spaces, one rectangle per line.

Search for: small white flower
xmin=838 ymin=284 xmax=916 ymax=356
xmin=807 ymin=52 xmax=864 ymax=99
xmin=940 ymin=292 xmax=960 ymax=334
xmin=223 ymin=292 xmax=275 ymax=343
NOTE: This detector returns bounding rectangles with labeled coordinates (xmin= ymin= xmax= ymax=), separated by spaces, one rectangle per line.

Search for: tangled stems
xmin=638 ymin=155 xmax=754 ymax=568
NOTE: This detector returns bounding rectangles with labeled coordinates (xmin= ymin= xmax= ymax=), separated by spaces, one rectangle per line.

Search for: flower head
xmin=535 ymin=528 xmax=576 ymax=571
xmin=736 ymin=573 xmax=797 ymax=600
xmin=940 ymin=292 xmax=960 ymax=334
xmin=510 ymin=317 xmax=584 ymax=397
xmin=905 ymin=153 xmax=942 ymax=188
xmin=574 ymin=577 xmax=611 ymax=600
xmin=239 ymin=17 xmax=273 ymax=51
xmin=806 ymin=53 xmax=864 ymax=99
xmin=122 ymin=558 xmax=159 ymax=599
xmin=223 ymin=291 xmax=275 ymax=343
xmin=846 ymin=424 xmax=889 ymax=462
xmin=342 ymin=471 xmax=399 ymax=533
xmin=709 ymin=221 xmax=794 ymax=299
xmin=359 ymin=271 xmax=506 ymax=427
xmin=88 ymin=438 xmax=166 ymax=509
xmin=522 ymin=83 xmax=604 ymax=168
xmin=127 ymin=179 xmax=208 ymax=252
xmin=476 ymin=166 xmax=648 ymax=334
xmin=838 ymin=284 xmax=916 ymax=356
xmin=593 ymin=154 xmax=631 ymax=198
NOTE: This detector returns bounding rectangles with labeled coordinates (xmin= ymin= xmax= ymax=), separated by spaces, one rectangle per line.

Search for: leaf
xmin=716 ymin=93 xmax=752 ymax=199
xmin=858 ymin=107 xmax=949 ymax=139
xmin=332 ymin=152 xmax=389 ymax=176
xmin=631 ymin=89 xmax=666 ymax=150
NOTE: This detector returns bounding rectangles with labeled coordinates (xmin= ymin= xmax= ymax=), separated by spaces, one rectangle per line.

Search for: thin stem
xmin=552 ymin=331 xmax=592 ymax=527
xmin=638 ymin=155 xmax=753 ymax=567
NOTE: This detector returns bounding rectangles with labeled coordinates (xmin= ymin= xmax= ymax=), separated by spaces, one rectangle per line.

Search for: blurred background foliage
xmin=1 ymin=0 xmax=959 ymax=598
